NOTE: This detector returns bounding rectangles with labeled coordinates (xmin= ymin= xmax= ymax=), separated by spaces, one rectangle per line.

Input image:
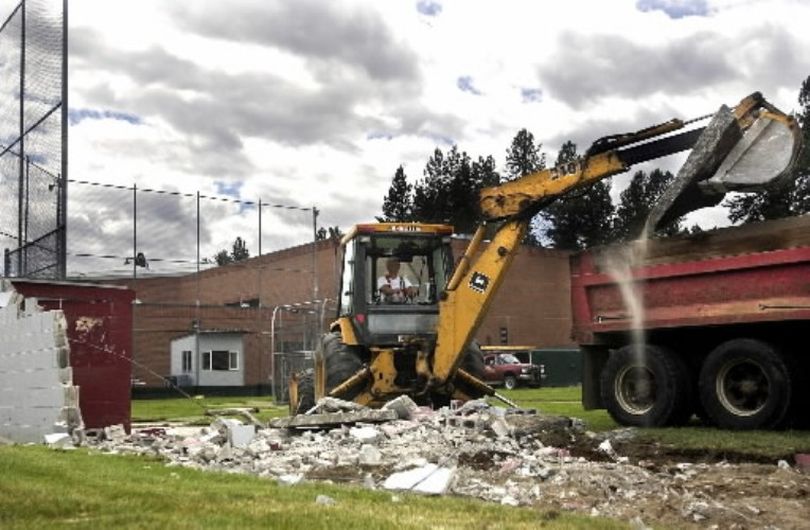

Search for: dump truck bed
xmin=570 ymin=215 xmax=810 ymax=345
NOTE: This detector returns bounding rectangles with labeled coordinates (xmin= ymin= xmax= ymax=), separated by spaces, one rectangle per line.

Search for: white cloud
xmin=48 ymin=0 xmax=810 ymax=275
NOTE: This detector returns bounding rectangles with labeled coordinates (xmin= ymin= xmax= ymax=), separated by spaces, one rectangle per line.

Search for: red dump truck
xmin=571 ymin=215 xmax=810 ymax=430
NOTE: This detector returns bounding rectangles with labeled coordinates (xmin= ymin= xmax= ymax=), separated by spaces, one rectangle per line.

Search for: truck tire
xmin=292 ymin=368 xmax=315 ymax=415
xmin=321 ymin=332 xmax=364 ymax=399
xmin=504 ymin=374 xmax=517 ymax=390
xmin=699 ymin=339 xmax=792 ymax=430
xmin=600 ymin=344 xmax=692 ymax=427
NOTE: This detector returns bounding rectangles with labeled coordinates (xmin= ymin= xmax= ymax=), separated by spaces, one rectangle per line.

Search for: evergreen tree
xmin=379 ymin=165 xmax=413 ymax=222
xmin=613 ymin=169 xmax=682 ymax=241
xmin=411 ymin=146 xmax=499 ymax=234
xmin=214 ymin=237 xmax=250 ymax=266
xmin=231 ymin=237 xmax=250 ymax=262
xmin=505 ymin=129 xmax=546 ymax=246
xmin=724 ymin=75 xmax=810 ymax=224
xmin=316 ymin=226 xmax=344 ymax=241
xmin=504 ymin=128 xmax=546 ymax=180
xmin=541 ymin=141 xmax=615 ymax=249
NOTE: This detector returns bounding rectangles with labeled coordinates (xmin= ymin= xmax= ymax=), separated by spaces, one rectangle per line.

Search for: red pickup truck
xmin=482 ymin=351 xmax=545 ymax=390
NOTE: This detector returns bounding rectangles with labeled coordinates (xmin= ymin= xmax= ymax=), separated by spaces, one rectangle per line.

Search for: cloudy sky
xmin=18 ymin=0 xmax=810 ymax=275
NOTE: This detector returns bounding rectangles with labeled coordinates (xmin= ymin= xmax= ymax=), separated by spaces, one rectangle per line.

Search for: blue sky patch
xmin=457 ymin=76 xmax=482 ymax=96
xmin=416 ymin=1 xmax=442 ymax=17
xmin=214 ymin=180 xmax=243 ymax=199
xmin=521 ymin=88 xmax=543 ymax=103
xmin=367 ymin=131 xmax=394 ymax=141
xmin=69 ymin=108 xmax=142 ymax=126
xmin=636 ymin=0 xmax=709 ymax=19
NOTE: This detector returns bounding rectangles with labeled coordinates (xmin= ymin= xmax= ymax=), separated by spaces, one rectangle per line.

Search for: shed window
xmin=202 ymin=350 xmax=239 ymax=371
xmin=182 ymin=350 xmax=192 ymax=373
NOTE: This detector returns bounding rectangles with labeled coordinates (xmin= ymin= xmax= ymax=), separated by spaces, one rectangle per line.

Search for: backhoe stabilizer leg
xmin=455 ymin=368 xmax=520 ymax=408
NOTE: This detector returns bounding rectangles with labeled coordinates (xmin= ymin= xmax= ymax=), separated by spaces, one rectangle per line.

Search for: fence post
xmin=17 ymin=0 xmax=25 ymax=277
xmin=59 ymin=0 xmax=68 ymax=280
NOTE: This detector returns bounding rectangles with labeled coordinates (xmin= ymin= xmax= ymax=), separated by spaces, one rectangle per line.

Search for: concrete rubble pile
xmin=82 ymin=397 xmax=809 ymax=527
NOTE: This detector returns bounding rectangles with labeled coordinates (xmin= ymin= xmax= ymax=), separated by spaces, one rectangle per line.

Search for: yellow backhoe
xmin=289 ymin=92 xmax=803 ymax=424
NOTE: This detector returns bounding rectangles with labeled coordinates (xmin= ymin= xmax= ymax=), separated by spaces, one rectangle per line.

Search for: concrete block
xmin=350 ymin=426 xmax=380 ymax=443
xmin=359 ymin=444 xmax=382 ymax=466
xmin=227 ymin=424 xmax=256 ymax=448
xmin=383 ymin=464 xmax=456 ymax=495
xmin=44 ymin=432 xmax=73 ymax=448
xmin=382 ymin=395 xmax=419 ymax=420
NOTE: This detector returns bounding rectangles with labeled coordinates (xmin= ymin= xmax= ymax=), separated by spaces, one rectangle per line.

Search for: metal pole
xmin=270 ymin=305 xmax=281 ymax=398
xmin=17 ymin=0 xmax=25 ymax=276
xmin=59 ymin=0 xmax=68 ymax=279
xmin=23 ymin=156 xmax=29 ymax=274
xmin=133 ymin=184 xmax=137 ymax=280
xmin=258 ymin=198 xmax=262 ymax=256
xmin=196 ymin=191 xmax=200 ymax=302
xmin=312 ymin=207 xmax=319 ymax=301
xmin=196 ymin=191 xmax=200 ymax=388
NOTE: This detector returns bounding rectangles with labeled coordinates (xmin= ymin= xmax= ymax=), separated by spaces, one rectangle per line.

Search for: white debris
xmin=104 ymin=424 xmax=127 ymax=442
xmin=500 ymin=495 xmax=520 ymax=506
xmin=359 ymin=444 xmax=382 ymax=466
xmin=278 ymin=474 xmax=303 ymax=486
xmin=349 ymin=426 xmax=380 ymax=443
xmin=44 ymin=432 xmax=73 ymax=448
xmin=383 ymin=464 xmax=456 ymax=495
xmin=777 ymin=459 xmax=791 ymax=470
xmin=382 ymin=395 xmax=419 ymax=420
xmin=315 ymin=495 xmax=336 ymax=505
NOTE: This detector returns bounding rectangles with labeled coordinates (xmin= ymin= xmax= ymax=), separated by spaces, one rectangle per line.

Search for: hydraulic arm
xmin=431 ymin=92 xmax=802 ymax=392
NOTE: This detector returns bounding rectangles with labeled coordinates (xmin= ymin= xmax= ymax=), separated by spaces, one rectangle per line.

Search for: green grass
xmin=498 ymin=386 xmax=620 ymax=432
xmin=131 ymin=395 xmax=288 ymax=424
xmin=0 ymin=446 xmax=626 ymax=530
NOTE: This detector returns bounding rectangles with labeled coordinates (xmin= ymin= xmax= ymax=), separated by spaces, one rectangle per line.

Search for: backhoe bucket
xmin=646 ymin=100 xmax=802 ymax=233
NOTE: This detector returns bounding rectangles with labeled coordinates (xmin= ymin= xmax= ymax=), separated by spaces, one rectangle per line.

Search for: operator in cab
xmin=377 ymin=257 xmax=416 ymax=304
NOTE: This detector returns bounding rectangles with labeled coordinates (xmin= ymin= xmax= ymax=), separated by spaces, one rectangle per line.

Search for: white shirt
xmin=377 ymin=274 xmax=413 ymax=303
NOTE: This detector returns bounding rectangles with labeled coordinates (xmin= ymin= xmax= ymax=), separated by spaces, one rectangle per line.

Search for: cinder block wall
xmin=0 ymin=292 xmax=82 ymax=443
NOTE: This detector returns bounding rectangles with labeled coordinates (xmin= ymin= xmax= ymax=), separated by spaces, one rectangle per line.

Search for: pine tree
xmin=411 ymin=146 xmax=500 ymax=234
xmin=505 ymin=129 xmax=546 ymax=180
xmin=541 ymin=141 xmax=614 ymax=249
xmin=380 ymin=165 xmax=413 ymax=222
xmin=613 ymin=169 xmax=682 ymax=241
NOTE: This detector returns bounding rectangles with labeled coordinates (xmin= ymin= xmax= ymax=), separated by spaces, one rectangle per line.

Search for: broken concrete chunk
xmin=270 ymin=409 xmax=398 ymax=429
xmin=315 ymin=494 xmax=336 ymax=505
xmin=227 ymin=424 xmax=256 ymax=449
xmin=358 ymin=444 xmax=382 ymax=466
xmin=44 ymin=432 xmax=73 ymax=448
xmin=382 ymin=395 xmax=419 ymax=420
xmin=278 ymin=474 xmax=303 ymax=486
xmin=311 ymin=397 xmax=367 ymax=414
xmin=383 ymin=464 xmax=456 ymax=495
xmin=350 ymin=426 xmax=380 ymax=443
xmin=500 ymin=495 xmax=520 ymax=506
xmin=104 ymin=424 xmax=127 ymax=442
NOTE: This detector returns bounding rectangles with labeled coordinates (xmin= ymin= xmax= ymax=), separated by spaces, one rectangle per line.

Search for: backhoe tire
xmin=600 ymin=344 xmax=692 ymax=427
xmin=504 ymin=375 xmax=517 ymax=390
xmin=699 ymin=339 xmax=792 ymax=430
xmin=321 ymin=332 xmax=364 ymax=399
xmin=292 ymin=368 xmax=315 ymax=415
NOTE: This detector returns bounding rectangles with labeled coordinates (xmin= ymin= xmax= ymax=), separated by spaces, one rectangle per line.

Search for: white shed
xmin=170 ymin=331 xmax=245 ymax=386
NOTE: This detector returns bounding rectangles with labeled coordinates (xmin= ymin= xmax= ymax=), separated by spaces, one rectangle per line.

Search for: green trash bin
xmin=529 ymin=349 xmax=581 ymax=387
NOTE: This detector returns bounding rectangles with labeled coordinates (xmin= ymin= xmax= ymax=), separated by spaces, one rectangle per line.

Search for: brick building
xmin=115 ymin=237 xmax=575 ymax=388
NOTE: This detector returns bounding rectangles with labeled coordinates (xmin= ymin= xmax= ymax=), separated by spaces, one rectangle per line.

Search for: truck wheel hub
xmin=717 ymin=359 xmax=768 ymax=416
xmin=615 ymin=365 xmax=656 ymax=415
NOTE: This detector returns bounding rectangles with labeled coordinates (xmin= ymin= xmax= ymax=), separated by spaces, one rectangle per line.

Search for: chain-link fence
xmin=64 ymin=179 xmax=317 ymax=279
xmin=0 ymin=0 xmax=66 ymax=278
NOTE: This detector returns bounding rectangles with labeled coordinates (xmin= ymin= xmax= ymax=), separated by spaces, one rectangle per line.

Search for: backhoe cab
xmin=288 ymin=223 xmax=491 ymax=413
xmin=288 ymin=92 xmax=803 ymax=415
